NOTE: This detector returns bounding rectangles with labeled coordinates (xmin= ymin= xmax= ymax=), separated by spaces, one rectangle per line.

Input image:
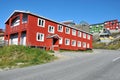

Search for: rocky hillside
xmin=93 ymin=32 xmax=120 ymax=50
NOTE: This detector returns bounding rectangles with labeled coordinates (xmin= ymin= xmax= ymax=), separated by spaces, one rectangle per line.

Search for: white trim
xmin=71 ymin=40 xmax=76 ymax=46
xmin=65 ymin=38 xmax=70 ymax=45
xmin=83 ymin=42 xmax=86 ymax=48
xmin=78 ymin=31 xmax=82 ymax=37
xmin=87 ymin=34 xmax=90 ymax=40
xmin=87 ymin=43 xmax=90 ymax=48
xmin=59 ymin=37 xmax=63 ymax=44
xmin=77 ymin=41 xmax=81 ymax=47
xmin=83 ymin=33 xmax=86 ymax=39
xmin=57 ymin=25 xmax=63 ymax=32
xmin=48 ymin=25 xmax=55 ymax=33
xmin=36 ymin=32 xmax=44 ymax=42
xmin=72 ymin=29 xmax=76 ymax=36
xmin=37 ymin=18 xmax=45 ymax=27
xmin=11 ymin=16 xmax=20 ymax=27
xmin=65 ymin=27 xmax=70 ymax=34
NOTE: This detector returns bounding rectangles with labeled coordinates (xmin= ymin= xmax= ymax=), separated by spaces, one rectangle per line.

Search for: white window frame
xmin=71 ymin=40 xmax=76 ymax=46
xmin=87 ymin=34 xmax=90 ymax=40
xmin=58 ymin=25 xmax=63 ymax=32
xmin=78 ymin=31 xmax=82 ymax=37
xmin=72 ymin=29 xmax=76 ymax=36
xmin=36 ymin=32 xmax=44 ymax=42
xmin=83 ymin=42 xmax=86 ymax=48
xmin=11 ymin=16 xmax=20 ymax=27
xmin=37 ymin=18 xmax=45 ymax=27
xmin=65 ymin=27 xmax=70 ymax=34
xmin=65 ymin=38 xmax=70 ymax=45
xmin=77 ymin=41 xmax=81 ymax=47
xmin=83 ymin=33 xmax=86 ymax=38
xmin=87 ymin=43 xmax=90 ymax=48
xmin=48 ymin=25 xmax=55 ymax=33
xmin=59 ymin=37 xmax=63 ymax=44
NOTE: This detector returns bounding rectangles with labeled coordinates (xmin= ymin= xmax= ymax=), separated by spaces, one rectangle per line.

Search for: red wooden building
xmin=4 ymin=10 xmax=92 ymax=51
xmin=104 ymin=19 xmax=120 ymax=30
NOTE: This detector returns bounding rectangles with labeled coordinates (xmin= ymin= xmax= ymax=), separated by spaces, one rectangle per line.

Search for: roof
xmin=47 ymin=34 xmax=60 ymax=39
xmin=5 ymin=10 xmax=92 ymax=35
xmin=90 ymin=23 xmax=104 ymax=26
xmin=0 ymin=29 xmax=4 ymax=33
xmin=104 ymin=19 xmax=118 ymax=22
xmin=0 ymin=33 xmax=4 ymax=36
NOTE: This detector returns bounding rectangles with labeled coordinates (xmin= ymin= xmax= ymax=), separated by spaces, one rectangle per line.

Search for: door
xmin=52 ymin=38 xmax=59 ymax=51
xmin=20 ymin=32 xmax=26 ymax=45
xmin=10 ymin=34 xmax=18 ymax=45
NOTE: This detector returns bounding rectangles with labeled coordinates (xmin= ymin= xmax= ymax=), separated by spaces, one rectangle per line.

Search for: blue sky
xmin=0 ymin=0 xmax=120 ymax=29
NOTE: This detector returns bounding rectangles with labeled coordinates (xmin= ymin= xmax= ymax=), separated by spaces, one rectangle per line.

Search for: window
xmin=96 ymin=25 xmax=99 ymax=27
xmin=77 ymin=41 xmax=81 ymax=47
xmin=22 ymin=14 xmax=28 ymax=23
xmin=58 ymin=25 xmax=63 ymax=32
xmin=78 ymin=31 xmax=82 ymax=37
xmin=65 ymin=38 xmax=70 ymax=45
xmin=83 ymin=33 xmax=86 ymax=38
xmin=83 ymin=42 xmax=86 ymax=48
xmin=11 ymin=16 xmax=20 ymax=27
xmin=87 ymin=34 xmax=90 ymax=40
xmin=71 ymin=40 xmax=76 ymax=46
xmin=36 ymin=33 xmax=44 ymax=42
xmin=90 ymin=26 xmax=92 ymax=28
xmin=87 ymin=43 xmax=90 ymax=48
xmin=65 ymin=27 xmax=70 ymax=34
xmin=48 ymin=25 xmax=55 ymax=33
xmin=59 ymin=37 xmax=63 ymax=44
xmin=38 ymin=18 xmax=45 ymax=27
xmin=72 ymin=29 xmax=76 ymax=36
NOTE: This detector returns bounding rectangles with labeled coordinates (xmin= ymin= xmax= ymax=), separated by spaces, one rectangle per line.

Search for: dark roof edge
xmin=90 ymin=23 xmax=104 ymax=26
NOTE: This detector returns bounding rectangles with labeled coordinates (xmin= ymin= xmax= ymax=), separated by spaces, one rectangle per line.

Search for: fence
xmin=0 ymin=40 xmax=8 ymax=47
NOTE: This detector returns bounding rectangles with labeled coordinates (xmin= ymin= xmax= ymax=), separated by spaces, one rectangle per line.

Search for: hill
xmin=93 ymin=32 xmax=120 ymax=50
xmin=0 ymin=45 xmax=56 ymax=70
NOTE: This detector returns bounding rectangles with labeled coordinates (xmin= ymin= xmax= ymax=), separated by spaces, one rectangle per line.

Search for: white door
xmin=21 ymin=33 xmax=26 ymax=45
xmin=10 ymin=34 xmax=18 ymax=45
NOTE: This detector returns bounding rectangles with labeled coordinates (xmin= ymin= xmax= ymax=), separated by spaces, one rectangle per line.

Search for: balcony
xmin=10 ymin=23 xmax=28 ymax=34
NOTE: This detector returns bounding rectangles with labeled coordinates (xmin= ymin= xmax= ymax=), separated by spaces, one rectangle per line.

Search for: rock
xmin=0 ymin=69 xmax=3 ymax=72
xmin=4 ymin=67 xmax=9 ymax=71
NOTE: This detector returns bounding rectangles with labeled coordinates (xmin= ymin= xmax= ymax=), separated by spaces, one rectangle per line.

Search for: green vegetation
xmin=59 ymin=49 xmax=93 ymax=53
xmin=0 ymin=45 xmax=56 ymax=69
xmin=93 ymin=40 xmax=120 ymax=50
xmin=93 ymin=32 xmax=120 ymax=50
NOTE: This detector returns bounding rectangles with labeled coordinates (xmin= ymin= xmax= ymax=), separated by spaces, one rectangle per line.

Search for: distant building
xmin=74 ymin=21 xmax=90 ymax=33
xmin=4 ymin=10 xmax=93 ymax=51
xmin=0 ymin=29 xmax=4 ymax=41
xmin=90 ymin=19 xmax=120 ymax=34
xmin=61 ymin=20 xmax=76 ymax=26
xmin=99 ymin=29 xmax=114 ymax=43
xmin=0 ymin=29 xmax=6 ymax=46
xmin=104 ymin=19 xmax=119 ymax=30
xmin=89 ymin=23 xmax=104 ymax=34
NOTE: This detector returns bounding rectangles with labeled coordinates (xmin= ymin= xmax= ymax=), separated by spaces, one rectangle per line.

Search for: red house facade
xmin=4 ymin=10 xmax=92 ymax=51
xmin=104 ymin=20 xmax=120 ymax=30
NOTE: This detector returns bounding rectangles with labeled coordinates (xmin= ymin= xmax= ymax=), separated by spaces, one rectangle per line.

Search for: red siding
xmin=104 ymin=20 xmax=119 ymax=30
xmin=4 ymin=11 xmax=93 ymax=51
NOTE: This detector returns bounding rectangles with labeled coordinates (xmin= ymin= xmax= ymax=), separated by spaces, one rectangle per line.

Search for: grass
xmin=93 ymin=31 xmax=120 ymax=50
xmin=0 ymin=45 xmax=56 ymax=69
xmin=59 ymin=49 xmax=93 ymax=53
xmin=93 ymin=40 xmax=120 ymax=50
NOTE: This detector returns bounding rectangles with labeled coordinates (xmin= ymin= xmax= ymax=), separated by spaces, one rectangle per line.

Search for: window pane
xmin=37 ymin=33 xmax=44 ymax=42
xmin=38 ymin=18 xmax=45 ymax=27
